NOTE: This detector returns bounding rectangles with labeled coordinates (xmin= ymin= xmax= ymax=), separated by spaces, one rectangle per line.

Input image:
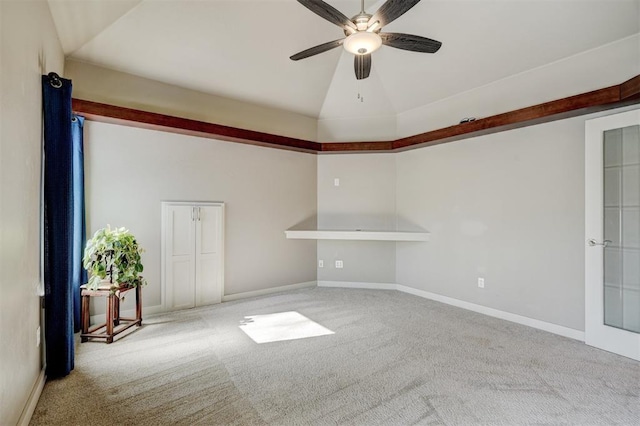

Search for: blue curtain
xmin=42 ymin=73 xmax=85 ymax=378
xmin=71 ymin=115 xmax=87 ymax=332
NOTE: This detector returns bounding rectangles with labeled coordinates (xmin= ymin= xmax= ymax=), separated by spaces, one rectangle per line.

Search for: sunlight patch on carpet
xmin=239 ymin=311 xmax=334 ymax=344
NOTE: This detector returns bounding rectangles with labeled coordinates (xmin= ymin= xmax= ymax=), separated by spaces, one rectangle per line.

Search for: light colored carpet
xmin=31 ymin=287 xmax=640 ymax=425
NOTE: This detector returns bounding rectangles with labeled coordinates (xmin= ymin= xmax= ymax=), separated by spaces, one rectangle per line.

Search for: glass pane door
xmin=603 ymin=125 xmax=640 ymax=333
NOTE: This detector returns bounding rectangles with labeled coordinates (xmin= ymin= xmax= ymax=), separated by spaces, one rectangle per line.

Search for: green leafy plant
xmin=83 ymin=225 xmax=147 ymax=291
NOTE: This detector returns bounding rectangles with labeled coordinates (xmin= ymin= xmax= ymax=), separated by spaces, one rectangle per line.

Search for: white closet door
xmin=195 ymin=205 xmax=223 ymax=306
xmin=165 ymin=205 xmax=196 ymax=310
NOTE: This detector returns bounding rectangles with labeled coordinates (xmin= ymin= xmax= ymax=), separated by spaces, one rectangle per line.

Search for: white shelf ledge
xmin=285 ymin=230 xmax=429 ymax=242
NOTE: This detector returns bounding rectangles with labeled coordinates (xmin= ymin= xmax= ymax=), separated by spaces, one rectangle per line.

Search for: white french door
xmin=585 ymin=109 xmax=640 ymax=360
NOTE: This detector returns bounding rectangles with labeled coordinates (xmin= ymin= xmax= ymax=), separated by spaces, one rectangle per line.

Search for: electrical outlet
xmin=335 ymin=260 xmax=343 ymax=269
xmin=36 ymin=326 xmax=41 ymax=347
xmin=318 ymin=260 xmax=324 ymax=268
xmin=478 ymin=278 xmax=485 ymax=288
xmin=334 ymin=178 xmax=340 ymax=187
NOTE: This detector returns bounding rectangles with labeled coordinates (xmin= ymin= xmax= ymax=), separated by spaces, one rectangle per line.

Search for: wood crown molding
xmin=72 ymin=99 xmax=321 ymax=153
xmin=73 ymin=74 xmax=640 ymax=154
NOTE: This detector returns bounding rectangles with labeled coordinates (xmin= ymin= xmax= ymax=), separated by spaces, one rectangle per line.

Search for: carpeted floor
xmin=31 ymin=287 xmax=640 ymax=425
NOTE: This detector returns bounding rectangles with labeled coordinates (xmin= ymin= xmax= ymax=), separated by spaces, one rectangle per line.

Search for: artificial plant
xmin=82 ymin=225 xmax=147 ymax=290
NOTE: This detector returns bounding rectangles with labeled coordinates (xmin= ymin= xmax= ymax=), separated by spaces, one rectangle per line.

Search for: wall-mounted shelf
xmin=285 ymin=230 xmax=429 ymax=242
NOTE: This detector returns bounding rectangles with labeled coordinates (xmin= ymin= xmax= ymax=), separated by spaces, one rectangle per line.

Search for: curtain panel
xmin=42 ymin=73 xmax=85 ymax=378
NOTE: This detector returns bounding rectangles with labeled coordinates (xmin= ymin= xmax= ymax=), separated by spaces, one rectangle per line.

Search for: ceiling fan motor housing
xmin=353 ymin=13 xmax=373 ymax=31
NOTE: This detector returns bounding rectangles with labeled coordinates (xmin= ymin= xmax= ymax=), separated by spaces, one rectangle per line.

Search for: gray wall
xmin=395 ymin=118 xmax=586 ymax=330
xmin=0 ymin=0 xmax=64 ymax=422
xmin=315 ymin=112 xmax=640 ymax=331
xmin=317 ymin=154 xmax=397 ymax=283
xmin=84 ymin=121 xmax=317 ymax=313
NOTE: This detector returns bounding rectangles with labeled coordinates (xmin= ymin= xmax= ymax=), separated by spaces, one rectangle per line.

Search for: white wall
xmin=0 ymin=0 xmax=64 ymax=423
xmin=84 ymin=121 xmax=317 ymax=314
xmin=317 ymin=154 xmax=397 ymax=283
xmin=66 ymin=60 xmax=318 ymax=142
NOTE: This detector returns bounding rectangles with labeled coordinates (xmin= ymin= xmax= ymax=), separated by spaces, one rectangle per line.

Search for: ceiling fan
xmin=290 ymin=0 xmax=442 ymax=80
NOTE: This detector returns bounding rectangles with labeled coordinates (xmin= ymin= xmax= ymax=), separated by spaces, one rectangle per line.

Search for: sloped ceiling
xmin=48 ymin=0 xmax=640 ymax=123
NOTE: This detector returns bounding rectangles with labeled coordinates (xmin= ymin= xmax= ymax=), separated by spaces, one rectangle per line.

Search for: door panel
xmin=171 ymin=207 xmax=193 ymax=255
xmin=164 ymin=205 xmax=196 ymax=310
xmin=195 ymin=205 xmax=223 ymax=306
xmin=199 ymin=207 xmax=220 ymax=254
xmin=586 ymin=109 xmax=640 ymax=360
xmin=171 ymin=259 xmax=195 ymax=309
xmin=197 ymin=255 xmax=220 ymax=306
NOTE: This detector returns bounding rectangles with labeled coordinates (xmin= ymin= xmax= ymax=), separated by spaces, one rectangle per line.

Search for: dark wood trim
xmin=393 ymin=86 xmax=625 ymax=151
xmin=73 ymin=74 xmax=640 ymax=154
xmin=620 ymin=74 xmax=640 ymax=101
xmin=321 ymin=141 xmax=394 ymax=152
xmin=72 ymin=99 xmax=321 ymax=154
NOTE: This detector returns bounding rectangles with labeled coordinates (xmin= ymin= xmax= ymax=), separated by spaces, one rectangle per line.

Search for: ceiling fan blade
xmin=297 ymin=0 xmax=357 ymax=30
xmin=368 ymin=0 xmax=422 ymax=28
xmin=354 ymin=54 xmax=371 ymax=80
xmin=290 ymin=39 xmax=344 ymax=61
xmin=379 ymin=32 xmax=442 ymax=53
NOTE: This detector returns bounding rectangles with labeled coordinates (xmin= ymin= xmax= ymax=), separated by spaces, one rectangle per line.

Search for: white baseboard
xmin=90 ymin=304 xmax=163 ymax=325
xmin=18 ymin=367 xmax=46 ymax=426
xmin=222 ymin=281 xmax=317 ymax=302
xmin=396 ymin=284 xmax=585 ymax=341
xmin=317 ymin=281 xmax=585 ymax=341
xmin=317 ymin=281 xmax=396 ymax=290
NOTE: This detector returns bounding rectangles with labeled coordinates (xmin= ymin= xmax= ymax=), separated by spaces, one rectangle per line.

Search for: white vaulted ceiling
xmin=48 ymin=0 xmax=640 ymax=129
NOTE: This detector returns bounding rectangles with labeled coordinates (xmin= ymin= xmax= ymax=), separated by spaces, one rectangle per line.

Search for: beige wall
xmin=0 ymin=0 xmax=64 ymax=422
xmin=84 ymin=121 xmax=317 ymax=314
xmin=66 ymin=60 xmax=318 ymax=142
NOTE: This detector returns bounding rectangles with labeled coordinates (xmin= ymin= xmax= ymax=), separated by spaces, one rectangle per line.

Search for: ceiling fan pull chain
xmin=357 ymin=80 xmax=364 ymax=103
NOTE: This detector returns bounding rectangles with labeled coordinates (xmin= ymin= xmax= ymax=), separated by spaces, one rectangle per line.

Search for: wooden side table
xmin=80 ymin=283 xmax=142 ymax=343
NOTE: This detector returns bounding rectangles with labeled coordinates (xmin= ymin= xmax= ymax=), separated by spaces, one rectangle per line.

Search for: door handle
xmin=191 ymin=207 xmax=194 ymax=221
xmin=197 ymin=207 xmax=201 ymax=221
xmin=588 ymin=238 xmax=612 ymax=247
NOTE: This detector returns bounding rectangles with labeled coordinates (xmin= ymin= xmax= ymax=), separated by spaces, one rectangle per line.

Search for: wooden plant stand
xmin=80 ymin=283 xmax=142 ymax=343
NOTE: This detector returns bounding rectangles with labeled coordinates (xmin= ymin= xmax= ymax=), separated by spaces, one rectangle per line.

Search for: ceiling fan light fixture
xmin=343 ymin=31 xmax=382 ymax=55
